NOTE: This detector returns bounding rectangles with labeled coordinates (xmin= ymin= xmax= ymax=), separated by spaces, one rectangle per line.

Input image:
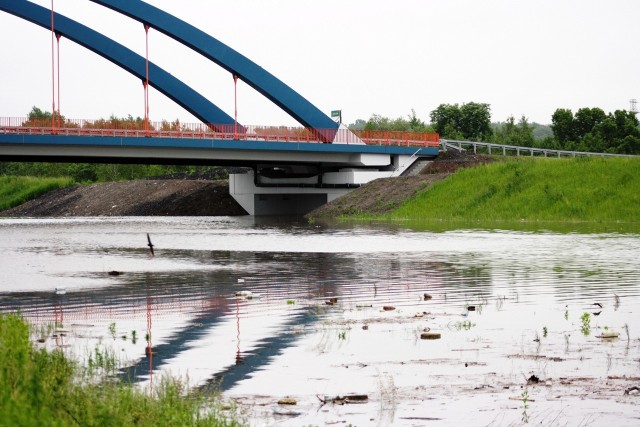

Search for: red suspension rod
xmin=56 ymin=33 xmax=61 ymax=129
xmin=233 ymin=74 xmax=238 ymax=139
xmin=50 ymin=0 xmax=56 ymax=134
xmin=144 ymin=24 xmax=150 ymax=137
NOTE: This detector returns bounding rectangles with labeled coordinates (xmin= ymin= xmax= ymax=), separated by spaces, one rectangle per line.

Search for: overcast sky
xmin=1 ymin=0 xmax=638 ymax=127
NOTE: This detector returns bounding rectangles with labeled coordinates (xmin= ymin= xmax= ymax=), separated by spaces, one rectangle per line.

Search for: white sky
xmin=0 ymin=0 xmax=638 ymax=127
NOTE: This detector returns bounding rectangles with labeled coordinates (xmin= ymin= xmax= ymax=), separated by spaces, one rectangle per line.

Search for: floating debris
xmin=624 ymin=386 xmax=639 ymax=395
xmin=421 ymin=331 xmax=441 ymax=340
xmin=509 ymin=396 xmax=536 ymax=402
xmin=597 ymin=331 xmax=620 ymax=339
xmin=277 ymin=398 xmax=297 ymax=405
xmin=382 ymin=306 xmax=396 ymax=311
xmin=423 ymin=293 xmax=433 ymax=301
xmin=527 ymin=374 xmax=540 ymax=384
xmin=467 ymin=305 xmax=476 ymax=311
xmin=235 ymin=290 xmax=260 ymax=300
xmin=318 ymin=394 xmax=368 ymax=405
xmin=356 ymin=304 xmax=372 ymax=308
xmin=107 ymin=271 xmax=122 ymax=276
xmin=55 ymin=287 xmax=66 ymax=295
xmin=237 ymin=278 xmax=245 ymax=284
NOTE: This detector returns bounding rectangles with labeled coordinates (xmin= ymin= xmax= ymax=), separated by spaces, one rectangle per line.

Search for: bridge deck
xmin=0 ymin=118 xmax=439 ymax=147
xmin=0 ymin=119 xmax=440 ymax=166
xmin=0 ymin=131 xmax=439 ymax=168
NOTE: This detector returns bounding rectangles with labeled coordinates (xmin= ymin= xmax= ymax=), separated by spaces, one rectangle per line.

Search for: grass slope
xmin=388 ymin=157 xmax=640 ymax=223
xmin=0 ymin=176 xmax=74 ymax=211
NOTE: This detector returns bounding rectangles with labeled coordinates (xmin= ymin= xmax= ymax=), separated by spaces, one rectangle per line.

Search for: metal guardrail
xmin=440 ymin=139 xmax=636 ymax=158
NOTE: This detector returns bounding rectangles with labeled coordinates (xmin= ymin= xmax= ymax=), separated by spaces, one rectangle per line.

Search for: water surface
xmin=1 ymin=217 xmax=639 ymax=426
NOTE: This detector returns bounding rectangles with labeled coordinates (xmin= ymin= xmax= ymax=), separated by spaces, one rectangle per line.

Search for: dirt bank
xmin=1 ymin=179 xmax=247 ymax=217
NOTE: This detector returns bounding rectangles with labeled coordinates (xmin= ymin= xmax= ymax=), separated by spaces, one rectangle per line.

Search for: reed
xmin=0 ymin=314 xmax=242 ymax=426
xmin=386 ymin=157 xmax=640 ymax=223
xmin=0 ymin=175 xmax=75 ymax=211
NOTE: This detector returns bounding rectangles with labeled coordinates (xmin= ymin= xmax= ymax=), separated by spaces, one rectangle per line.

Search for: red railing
xmin=0 ymin=117 xmax=440 ymax=148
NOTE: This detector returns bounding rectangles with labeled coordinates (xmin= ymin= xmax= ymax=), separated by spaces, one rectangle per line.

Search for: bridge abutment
xmin=229 ymin=168 xmax=401 ymax=216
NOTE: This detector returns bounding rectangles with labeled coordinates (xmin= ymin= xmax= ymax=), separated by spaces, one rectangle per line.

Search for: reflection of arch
xmin=90 ymin=0 xmax=339 ymax=132
xmin=0 ymin=0 xmax=237 ymax=129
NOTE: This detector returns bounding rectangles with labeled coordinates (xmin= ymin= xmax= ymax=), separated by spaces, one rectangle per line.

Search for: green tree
xmin=493 ymin=115 xmax=534 ymax=147
xmin=429 ymin=103 xmax=461 ymax=138
xmin=430 ymin=102 xmax=492 ymax=141
xmin=589 ymin=110 xmax=640 ymax=154
xmin=408 ymin=109 xmax=431 ymax=132
xmin=460 ymin=102 xmax=492 ymax=141
xmin=574 ymin=107 xmax=606 ymax=142
xmin=364 ymin=114 xmax=410 ymax=131
xmin=348 ymin=119 xmax=366 ymax=131
xmin=551 ymin=107 xmax=640 ymax=154
xmin=27 ymin=106 xmax=52 ymax=120
xmin=550 ymin=108 xmax=575 ymax=148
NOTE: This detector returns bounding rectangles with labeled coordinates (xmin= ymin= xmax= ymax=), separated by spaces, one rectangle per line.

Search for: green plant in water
xmin=131 ymin=330 xmax=137 ymax=344
xmin=452 ymin=320 xmax=475 ymax=331
xmin=286 ymin=299 xmax=295 ymax=305
xmin=338 ymin=331 xmax=347 ymax=340
xmin=564 ymin=309 xmax=569 ymax=321
xmin=580 ymin=312 xmax=591 ymax=336
xmin=108 ymin=322 xmax=116 ymax=340
xmin=542 ymin=326 xmax=548 ymax=338
xmin=521 ymin=389 xmax=530 ymax=423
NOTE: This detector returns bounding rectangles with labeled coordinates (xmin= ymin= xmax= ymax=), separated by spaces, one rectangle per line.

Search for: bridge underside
xmin=0 ymin=134 xmax=438 ymax=215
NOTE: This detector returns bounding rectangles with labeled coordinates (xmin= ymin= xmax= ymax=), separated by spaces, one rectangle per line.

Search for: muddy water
xmin=1 ymin=217 xmax=639 ymax=426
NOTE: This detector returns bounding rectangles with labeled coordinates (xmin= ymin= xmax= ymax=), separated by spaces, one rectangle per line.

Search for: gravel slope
xmin=1 ymin=179 xmax=247 ymax=217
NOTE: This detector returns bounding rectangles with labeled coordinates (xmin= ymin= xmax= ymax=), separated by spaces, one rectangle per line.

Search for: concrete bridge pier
xmin=229 ymin=160 xmax=424 ymax=216
xmin=229 ymin=168 xmax=399 ymax=216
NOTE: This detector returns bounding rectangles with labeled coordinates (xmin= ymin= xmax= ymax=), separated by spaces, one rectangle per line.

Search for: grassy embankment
xmin=0 ymin=314 xmax=242 ymax=426
xmin=379 ymin=157 xmax=640 ymax=223
xmin=0 ymin=176 xmax=75 ymax=211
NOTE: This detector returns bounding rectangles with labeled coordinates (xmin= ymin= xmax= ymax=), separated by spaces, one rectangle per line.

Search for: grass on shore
xmin=384 ymin=157 xmax=640 ymax=223
xmin=0 ymin=175 xmax=75 ymax=211
xmin=0 ymin=314 xmax=242 ymax=426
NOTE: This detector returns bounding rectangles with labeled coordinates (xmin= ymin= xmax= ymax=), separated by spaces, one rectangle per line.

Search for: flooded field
xmin=1 ymin=217 xmax=639 ymax=426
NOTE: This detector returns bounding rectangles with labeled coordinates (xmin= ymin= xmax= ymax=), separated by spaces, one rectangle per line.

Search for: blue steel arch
xmin=90 ymin=0 xmax=339 ymax=132
xmin=0 ymin=0 xmax=238 ymax=129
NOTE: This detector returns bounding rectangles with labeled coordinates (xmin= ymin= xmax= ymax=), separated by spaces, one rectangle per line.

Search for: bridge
xmin=0 ymin=0 xmax=439 ymax=215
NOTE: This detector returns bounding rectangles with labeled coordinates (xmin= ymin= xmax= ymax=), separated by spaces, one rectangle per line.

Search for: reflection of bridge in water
xmin=0 ymin=249 xmax=484 ymax=391
xmin=0 ymin=252 xmax=354 ymax=389
xmin=0 ymin=0 xmax=439 ymax=215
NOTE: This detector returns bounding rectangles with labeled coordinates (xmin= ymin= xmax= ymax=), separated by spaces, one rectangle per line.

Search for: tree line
xmin=349 ymin=103 xmax=640 ymax=155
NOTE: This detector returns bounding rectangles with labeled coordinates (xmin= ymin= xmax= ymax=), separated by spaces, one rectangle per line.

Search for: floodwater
xmin=1 ymin=217 xmax=639 ymax=426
